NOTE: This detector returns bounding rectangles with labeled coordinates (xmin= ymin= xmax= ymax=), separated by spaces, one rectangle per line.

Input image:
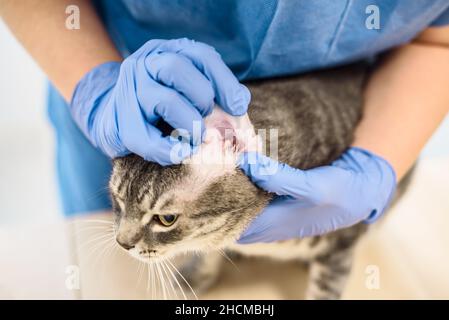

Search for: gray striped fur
xmin=109 ymin=64 xmax=408 ymax=299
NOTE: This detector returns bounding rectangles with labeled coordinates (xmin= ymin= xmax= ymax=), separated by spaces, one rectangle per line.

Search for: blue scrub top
xmin=98 ymin=0 xmax=449 ymax=79
xmin=48 ymin=0 xmax=449 ymax=216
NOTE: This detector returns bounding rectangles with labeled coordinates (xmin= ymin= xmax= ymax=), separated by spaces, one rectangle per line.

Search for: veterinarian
xmin=1 ymin=1 xmax=449 ymax=242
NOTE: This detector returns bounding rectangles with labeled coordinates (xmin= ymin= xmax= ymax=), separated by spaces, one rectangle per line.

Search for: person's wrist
xmin=70 ymin=61 xmax=121 ymax=104
xmin=69 ymin=61 xmax=121 ymax=152
xmin=347 ymin=147 xmax=397 ymax=224
xmin=349 ymin=146 xmax=398 ymax=183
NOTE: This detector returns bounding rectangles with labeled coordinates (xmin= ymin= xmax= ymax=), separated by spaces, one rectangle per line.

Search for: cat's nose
xmin=116 ymin=238 xmax=135 ymax=250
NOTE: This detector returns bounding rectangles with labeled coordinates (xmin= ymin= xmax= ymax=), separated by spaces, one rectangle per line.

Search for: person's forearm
xmin=0 ymin=0 xmax=122 ymax=101
xmin=353 ymin=26 xmax=449 ymax=181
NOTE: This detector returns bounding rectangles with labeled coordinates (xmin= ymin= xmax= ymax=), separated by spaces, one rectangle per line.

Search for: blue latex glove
xmin=237 ymin=147 xmax=397 ymax=243
xmin=70 ymin=38 xmax=250 ymax=165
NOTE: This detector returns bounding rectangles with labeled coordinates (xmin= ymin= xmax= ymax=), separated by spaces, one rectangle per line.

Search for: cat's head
xmin=109 ymin=110 xmax=269 ymax=262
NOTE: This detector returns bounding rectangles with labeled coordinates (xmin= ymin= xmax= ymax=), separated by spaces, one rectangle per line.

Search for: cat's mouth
xmin=128 ymin=246 xmax=163 ymax=262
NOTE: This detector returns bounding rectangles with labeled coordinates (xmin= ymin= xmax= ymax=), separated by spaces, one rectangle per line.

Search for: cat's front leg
xmin=305 ymin=248 xmax=354 ymax=300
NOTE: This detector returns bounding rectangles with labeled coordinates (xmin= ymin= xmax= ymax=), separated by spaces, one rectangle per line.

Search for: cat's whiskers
xmin=163 ymin=260 xmax=188 ymax=300
xmin=155 ymin=262 xmax=164 ymax=299
xmin=94 ymin=238 xmax=118 ymax=278
xmin=150 ymin=263 xmax=156 ymax=299
xmin=87 ymin=239 xmax=116 ymax=285
xmin=72 ymin=225 xmax=114 ymax=238
xmin=217 ymin=248 xmax=240 ymax=272
xmin=135 ymin=260 xmax=145 ymax=291
xmin=145 ymin=263 xmax=151 ymax=298
xmin=160 ymin=261 xmax=178 ymax=300
xmin=75 ymin=226 xmax=116 ymax=267
xmin=166 ymin=258 xmax=198 ymax=300
xmin=84 ymin=234 xmax=116 ymax=270
xmin=84 ymin=185 xmax=112 ymax=203
xmin=222 ymin=200 xmax=259 ymax=215
xmin=155 ymin=262 xmax=168 ymax=300
xmin=68 ymin=219 xmax=114 ymax=226
xmin=67 ymin=219 xmax=114 ymax=245
xmin=78 ymin=230 xmax=115 ymax=252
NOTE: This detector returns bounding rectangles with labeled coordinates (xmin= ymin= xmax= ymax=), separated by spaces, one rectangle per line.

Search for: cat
xmin=109 ymin=63 xmax=409 ymax=299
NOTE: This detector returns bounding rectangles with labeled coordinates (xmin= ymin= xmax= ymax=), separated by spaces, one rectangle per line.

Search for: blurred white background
xmin=1 ymin=19 xmax=449 ymax=299
xmin=0 ymin=20 xmax=59 ymax=225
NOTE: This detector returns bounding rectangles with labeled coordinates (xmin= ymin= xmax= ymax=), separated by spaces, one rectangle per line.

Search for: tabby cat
xmin=109 ymin=64 xmax=404 ymax=299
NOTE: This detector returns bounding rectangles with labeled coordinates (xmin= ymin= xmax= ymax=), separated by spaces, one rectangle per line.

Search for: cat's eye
xmin=155 ymin=214 xmax=178 ymax=227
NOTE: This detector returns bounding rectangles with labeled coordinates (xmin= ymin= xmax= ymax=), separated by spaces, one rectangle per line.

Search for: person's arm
xmin=353 ymin=25 xmax=449 ymax=181
xmin=0 ymin=0 xmax=122 ymax=101
xmin=238 ymin=26 xmax=449 ymax=243
xmin=1 ymin=0 xmax=250 ymax=164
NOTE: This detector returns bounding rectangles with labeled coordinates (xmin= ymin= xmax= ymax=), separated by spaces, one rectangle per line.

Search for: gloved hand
xmin=70 ymin=38 xmax=250 ymax=165
xmin=237 ymin=147 xmax=397 ymax=243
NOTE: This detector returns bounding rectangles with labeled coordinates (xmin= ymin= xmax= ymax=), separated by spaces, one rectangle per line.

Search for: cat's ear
xmin=110 ymin=158 xmax=126 ymax=194
xmin=204 ymin=107 xmax=262 ymax=154
xmin=112 ymin=155 xmax=145 ymax=172
xmin=112 ymin=157 xmax=127 ymax=172
xmin=181 ymin=107 xmax=264 ymax=183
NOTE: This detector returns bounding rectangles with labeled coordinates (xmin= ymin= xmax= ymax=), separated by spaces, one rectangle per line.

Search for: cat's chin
xmin=126 ymin=239 xmax=238 ymax=264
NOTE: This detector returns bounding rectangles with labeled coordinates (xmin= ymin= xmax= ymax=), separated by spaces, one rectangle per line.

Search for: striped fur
xmin=110 ymin=64 xmax=375 ymax=299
